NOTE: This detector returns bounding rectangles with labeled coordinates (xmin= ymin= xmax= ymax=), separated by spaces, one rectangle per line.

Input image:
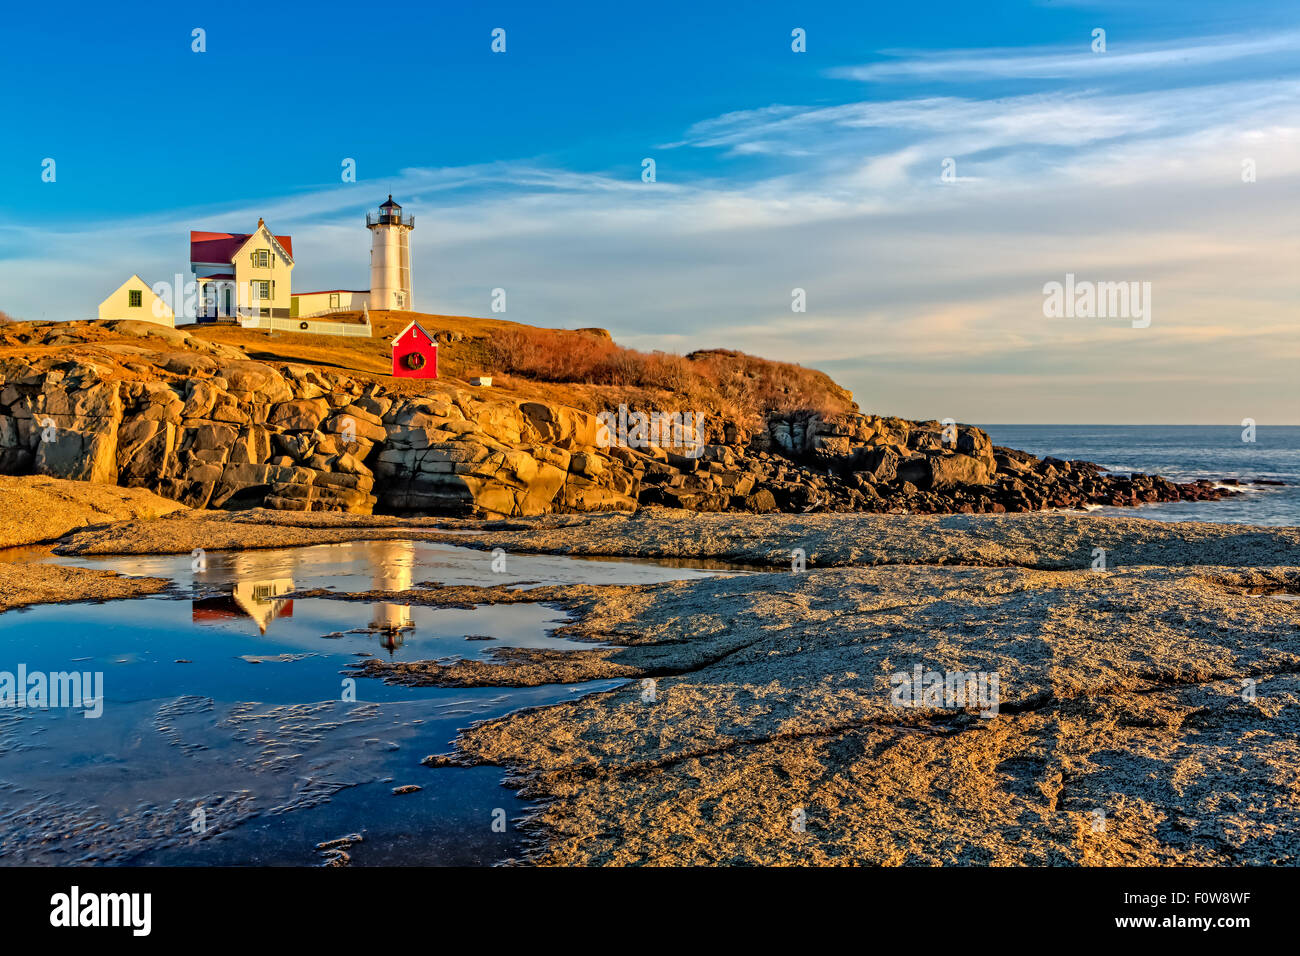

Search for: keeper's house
xmin=190 ymin=218 xmax=294 ymax=321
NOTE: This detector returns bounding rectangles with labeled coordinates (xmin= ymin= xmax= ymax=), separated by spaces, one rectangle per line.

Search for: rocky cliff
xmin=0 ymin=319 xmax=1230 ymax=518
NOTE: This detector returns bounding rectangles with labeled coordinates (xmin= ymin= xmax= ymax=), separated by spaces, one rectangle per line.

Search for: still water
xmin=0 ymin=540 xmax=723 ymax=866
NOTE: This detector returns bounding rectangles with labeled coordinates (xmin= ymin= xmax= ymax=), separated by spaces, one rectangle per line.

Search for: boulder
xmin=895 ymin=457 xmax=932 ymax=488
xmin=34 ymin=422 xmax=119 ymax=484
xmin=929 ymin=453 xmax=993 ymax=490
xmin=219 ymin=361 xmax=292 ymax=402
xmin=117 ymin=417 xmax=176 ymax=479
xmin=856 ymin=446 xmax=899 ymax=483
xmin=182 ymin=380 xmax=220 ymax=419
xmin=734 ymin=489 xmax=777 ymax=512
xmin=518 ymin=462 xmax=567 ymax=515
xmin=270 ymin=399 xmax=329 ymax=432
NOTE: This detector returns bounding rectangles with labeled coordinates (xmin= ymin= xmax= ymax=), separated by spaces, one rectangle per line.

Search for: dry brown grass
xmin=183 ymin=310 xmax=856 ymax=424
xmin=483 ymin=328 xmax=854 ymax=423
xmin=688 ymin=349 xmax=855 ymax=418
xmin=8 ymin=309 xmax=856 ymax=427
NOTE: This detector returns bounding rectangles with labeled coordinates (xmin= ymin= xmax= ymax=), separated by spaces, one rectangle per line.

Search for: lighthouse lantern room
xmin=367 ymin=195 xmax=414 ymax=311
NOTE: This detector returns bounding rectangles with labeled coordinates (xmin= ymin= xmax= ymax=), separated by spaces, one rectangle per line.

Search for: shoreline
xmin=0 ymin=321 xmax=1252 ymax=523
xmin=2 ymin=477 xmax=1298 ymax=865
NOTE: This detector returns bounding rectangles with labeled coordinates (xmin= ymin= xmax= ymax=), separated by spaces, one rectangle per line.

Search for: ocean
xmin=980 ymin=425 xmax=1300 ymax=527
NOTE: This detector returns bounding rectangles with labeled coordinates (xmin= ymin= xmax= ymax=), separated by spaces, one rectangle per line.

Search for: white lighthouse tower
xmin=367 ymin=195 xmax=414 ymax=311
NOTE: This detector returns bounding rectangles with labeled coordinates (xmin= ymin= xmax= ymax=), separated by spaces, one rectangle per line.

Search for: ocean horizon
xmin=981 ymin=424 xmax=1299 ymax=526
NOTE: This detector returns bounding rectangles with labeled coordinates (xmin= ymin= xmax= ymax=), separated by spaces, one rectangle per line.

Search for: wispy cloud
xmin=830 ymin=31 xmax=1300 ymax=82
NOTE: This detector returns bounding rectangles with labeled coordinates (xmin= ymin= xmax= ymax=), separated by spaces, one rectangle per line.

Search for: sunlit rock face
xmin=0 ymin=320 xmax=1232 ymax=518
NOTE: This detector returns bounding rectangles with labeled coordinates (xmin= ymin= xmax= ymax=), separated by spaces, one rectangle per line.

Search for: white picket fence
xmin=239 ymin=315 xmax=372 ymax=337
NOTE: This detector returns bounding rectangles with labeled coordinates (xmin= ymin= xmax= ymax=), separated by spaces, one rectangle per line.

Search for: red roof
xmin=190 ymin=230 xmax=293 ymax=263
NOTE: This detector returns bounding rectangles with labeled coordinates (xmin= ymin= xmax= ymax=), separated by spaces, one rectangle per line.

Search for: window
xmin=329 ymin=293 xmax=340 ymax=308
xmin=253 ymin=280 xmax=270 ymax=301
xmin=253 ymin=249 xmax=270 ymax=268
xmin=128 ymin=289 xmax=142 ymax=308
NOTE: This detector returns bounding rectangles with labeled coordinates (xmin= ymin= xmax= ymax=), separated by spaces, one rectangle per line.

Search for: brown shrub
xmin=486 ymin=326 xmax=855 ymax=421
xmin=490 ymin=327 xmax=620 ymax=382
xmin=687 ymin=349 xmax=854 ymax=419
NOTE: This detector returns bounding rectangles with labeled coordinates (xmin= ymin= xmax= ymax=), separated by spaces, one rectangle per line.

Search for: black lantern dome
xmin=367 ymin=195 xmax=414 ymax=229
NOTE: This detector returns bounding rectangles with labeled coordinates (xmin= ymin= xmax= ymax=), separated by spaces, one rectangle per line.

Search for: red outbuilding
xmin=391 ymin=319 xmax=438 ymax=378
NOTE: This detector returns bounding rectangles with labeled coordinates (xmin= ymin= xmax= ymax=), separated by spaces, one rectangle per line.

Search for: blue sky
xmin=2 ymin=0 xmax=1297 ymax=423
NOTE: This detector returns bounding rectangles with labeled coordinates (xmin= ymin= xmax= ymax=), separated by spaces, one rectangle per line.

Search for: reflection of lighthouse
xmin=367 ymin=196 xmax=414 ymax=311
xmin=370 ymin=539 xmax=414 ymax=633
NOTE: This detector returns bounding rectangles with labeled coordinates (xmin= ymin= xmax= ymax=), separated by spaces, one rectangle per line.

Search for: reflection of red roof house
xmin=190 ymin=230 xmax=294 ymax=263
xmin=191 ymin=598 xmax=294 ymax=632
xmin=191 ymin=578 xmax=295 ymax=634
